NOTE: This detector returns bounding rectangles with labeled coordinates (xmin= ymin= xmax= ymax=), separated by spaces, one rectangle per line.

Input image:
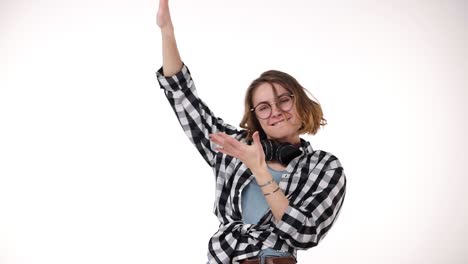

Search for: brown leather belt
xmin=239 ymin=256 xmax=296 ymax=264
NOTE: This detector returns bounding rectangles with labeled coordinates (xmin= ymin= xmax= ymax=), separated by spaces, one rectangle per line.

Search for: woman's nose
xmin=270 ymin=103 xmax=282 ymax=117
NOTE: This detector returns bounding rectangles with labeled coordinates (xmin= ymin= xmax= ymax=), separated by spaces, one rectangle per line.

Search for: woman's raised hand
xmin=157 ymin=0 xmax=182 ymax=76
xmin=156 ymin=0 xmax=173 ymax=30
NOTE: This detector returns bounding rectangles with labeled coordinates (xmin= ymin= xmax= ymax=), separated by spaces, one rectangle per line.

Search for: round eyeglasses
xmin=250 ymin=94 xmax=294 ymax=119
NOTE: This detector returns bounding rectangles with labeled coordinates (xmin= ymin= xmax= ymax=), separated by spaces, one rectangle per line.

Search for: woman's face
xmin=252 ymin=83 xmax=302 ymax=145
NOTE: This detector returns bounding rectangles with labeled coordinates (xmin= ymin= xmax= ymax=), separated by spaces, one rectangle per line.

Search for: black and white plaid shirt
xmin=156 ymin=64 xmax=347 ymax=264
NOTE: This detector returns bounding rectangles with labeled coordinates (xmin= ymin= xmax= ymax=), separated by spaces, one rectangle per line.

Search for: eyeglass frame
xmin=250 ymin=93 xmax=295 ymax=120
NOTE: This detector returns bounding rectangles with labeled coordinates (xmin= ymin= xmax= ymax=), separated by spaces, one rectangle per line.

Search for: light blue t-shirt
xmin=241 ymin=166 xmax=284 ymax=224
xmin=240 ymin=166 xmax=291 ymax=258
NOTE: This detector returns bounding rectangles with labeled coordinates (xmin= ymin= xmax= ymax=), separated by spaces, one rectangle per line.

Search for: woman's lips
xmin=271 ymin=118 xmax=290 ymax=126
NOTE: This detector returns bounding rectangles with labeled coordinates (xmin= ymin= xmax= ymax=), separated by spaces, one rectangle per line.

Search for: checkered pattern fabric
xmin=156 ymin=64 xmax=347 ymax=264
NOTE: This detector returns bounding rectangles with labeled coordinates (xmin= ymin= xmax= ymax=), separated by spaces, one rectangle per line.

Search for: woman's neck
xmin=268 ymin=135 xmax=301 ymax=146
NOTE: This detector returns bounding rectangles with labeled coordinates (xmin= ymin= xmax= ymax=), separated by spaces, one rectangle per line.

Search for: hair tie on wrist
xmin=263 ymin=186 xmax=280 ymax=196
xmin=258 ymin=179 xmax=273 ymax=188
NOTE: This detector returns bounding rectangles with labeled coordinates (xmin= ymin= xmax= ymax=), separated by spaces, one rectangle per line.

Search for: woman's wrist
xmin=253 ymin=166 xmax=272 ymax=184
xmin=160 ymin=25 xmax=175 ymax=36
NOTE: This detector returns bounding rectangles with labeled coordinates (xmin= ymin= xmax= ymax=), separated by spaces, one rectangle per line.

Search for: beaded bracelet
xmin=263 ymin=186 xmax=280 ymax=196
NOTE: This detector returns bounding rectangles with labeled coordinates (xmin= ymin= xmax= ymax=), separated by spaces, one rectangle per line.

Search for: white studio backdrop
xmin=1 ymin=0 xmax=467 ymax=263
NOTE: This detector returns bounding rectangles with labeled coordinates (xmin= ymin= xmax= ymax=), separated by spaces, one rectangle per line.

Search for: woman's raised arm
xmin=156 ymin=0 xmax=182 ymax=76
xmin=155 ymin=0 xmax=243 ymax=168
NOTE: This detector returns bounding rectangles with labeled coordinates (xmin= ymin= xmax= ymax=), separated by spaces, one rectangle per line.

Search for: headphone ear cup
xmin=276 ymin=143 xmax=303 ymax=165
xmin=259 ymin=130 xmax=268 ymax=140
xmin=261 ymin=139 xmax=303 ymax=165
xmin=261 ymin=139 xmax=276 ymax=161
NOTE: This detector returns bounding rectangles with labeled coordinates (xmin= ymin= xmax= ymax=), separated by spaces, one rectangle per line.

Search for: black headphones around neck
xmin=258 ymin=131 xmax=303 ymax=165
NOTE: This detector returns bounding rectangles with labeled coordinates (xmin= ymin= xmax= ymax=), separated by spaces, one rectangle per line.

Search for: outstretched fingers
xmin=209 ymin=133 xmax=244 ymax=157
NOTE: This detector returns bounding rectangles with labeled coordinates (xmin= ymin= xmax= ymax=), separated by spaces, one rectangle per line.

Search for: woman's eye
xmin=258 ymin=105 xmax=269 ymax=112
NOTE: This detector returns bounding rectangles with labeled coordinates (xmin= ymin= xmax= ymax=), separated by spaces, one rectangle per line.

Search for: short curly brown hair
xmin=239 ymin=70 xmax=327 ymax=141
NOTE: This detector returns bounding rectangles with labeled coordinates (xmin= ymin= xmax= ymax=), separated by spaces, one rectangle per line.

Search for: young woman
xmin=155 ymin=1 xmax=347 ymax=263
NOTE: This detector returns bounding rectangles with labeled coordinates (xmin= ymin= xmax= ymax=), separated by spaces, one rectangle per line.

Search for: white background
xmin=1 ymin=0 xmax=467 ymax=263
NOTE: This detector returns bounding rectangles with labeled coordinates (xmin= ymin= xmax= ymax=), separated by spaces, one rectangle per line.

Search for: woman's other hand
xmin=209 ymin=131 xmax=268 ymax=176
xmin=157 ymin=0 xmax=182 ymax=76
xmin=156 ymin=0 xmax=173 ymax=31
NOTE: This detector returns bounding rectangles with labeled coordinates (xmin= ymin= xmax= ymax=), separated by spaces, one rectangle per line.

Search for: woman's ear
xmin=299 ymin=120 xmax=305 ymax=130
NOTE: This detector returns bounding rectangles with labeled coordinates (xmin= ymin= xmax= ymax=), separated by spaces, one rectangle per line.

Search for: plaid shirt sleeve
xmin=155 ymin=64 xmax=243 ymax=167
xmin=274 ymin=154 xmax=347 ymax=249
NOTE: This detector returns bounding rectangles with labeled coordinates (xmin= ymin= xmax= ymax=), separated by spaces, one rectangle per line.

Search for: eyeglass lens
xmin=255 ymin=95 xmax=293 ymax=119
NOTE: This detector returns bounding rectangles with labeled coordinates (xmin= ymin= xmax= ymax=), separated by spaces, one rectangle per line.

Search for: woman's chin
xmin=266 ymin=132 xmax=299 ymax=143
